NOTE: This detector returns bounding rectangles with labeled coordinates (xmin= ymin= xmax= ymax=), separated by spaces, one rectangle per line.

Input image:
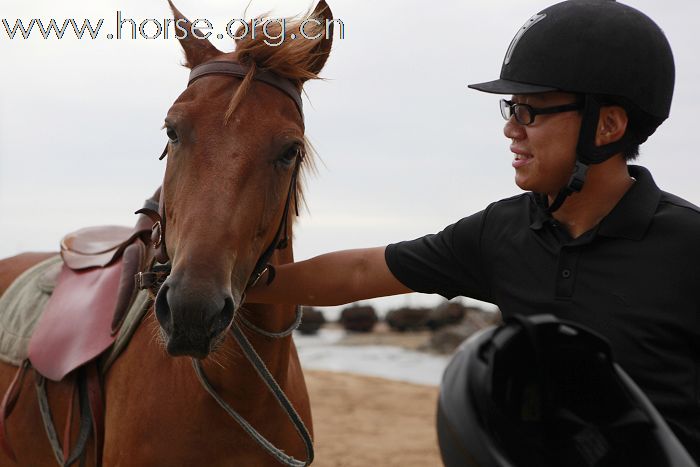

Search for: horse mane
xmin=222 ymin=9 xmax=326 ymax=221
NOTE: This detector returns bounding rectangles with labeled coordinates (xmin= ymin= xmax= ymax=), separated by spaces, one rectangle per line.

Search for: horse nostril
xmin=209 ymin=295 xmax=235 ymax=338
xmin=154 ymin=284 xmax=172 ymax=334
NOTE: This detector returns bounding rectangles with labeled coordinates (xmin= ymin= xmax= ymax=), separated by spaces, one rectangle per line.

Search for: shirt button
xmin=561 ymin=269 xmax=571 ymax=278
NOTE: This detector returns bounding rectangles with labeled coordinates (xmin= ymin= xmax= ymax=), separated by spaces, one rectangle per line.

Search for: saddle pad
xmin=0 ymin=255 xmax=63 ymax=366
xmin=101 ymin=289 xmax=152 ymax=374
xmin=29 ymin=261 xmax=123 ymax=381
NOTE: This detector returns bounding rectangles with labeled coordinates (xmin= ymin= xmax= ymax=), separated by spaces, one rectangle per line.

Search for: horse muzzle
xmin=154 ymin=276 xmax=235 ymax=358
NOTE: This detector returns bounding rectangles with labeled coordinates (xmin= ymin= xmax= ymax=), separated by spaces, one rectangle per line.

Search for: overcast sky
xmin=1 ymin=0 xmax=698 ymax=315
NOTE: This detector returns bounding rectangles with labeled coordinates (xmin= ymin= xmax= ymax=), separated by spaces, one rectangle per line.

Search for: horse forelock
xmin=223 ymin=6 xmax=329 ymax=116
xmin=217 ymin=7 xmax=328 ymax=226
xmin=233 ymin=7 xmax=328 ymax=86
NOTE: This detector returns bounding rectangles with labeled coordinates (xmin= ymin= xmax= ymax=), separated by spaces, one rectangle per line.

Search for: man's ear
xmin=168 ymin=0 xmax=221 ymax=68
xmin=595 ymin=106 xmax=629 ymax=147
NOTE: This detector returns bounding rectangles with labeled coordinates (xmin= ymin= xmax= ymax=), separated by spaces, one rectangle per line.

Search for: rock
xmin=298 ymin=307 xmax=326 ymax=335
xmin=427 ymin=308 xmax=501 ymax=354
xmin=385 ymin=307 xmax=431 ymax=332
xmin=425 ymin=302 xmax=467 ymax=330
xmin=339 ymin=305 xmax=378 ymax=332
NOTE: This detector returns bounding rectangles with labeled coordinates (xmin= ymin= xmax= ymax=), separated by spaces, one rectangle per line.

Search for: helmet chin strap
xmin=539 ymin=95 xmax=633 ymax=214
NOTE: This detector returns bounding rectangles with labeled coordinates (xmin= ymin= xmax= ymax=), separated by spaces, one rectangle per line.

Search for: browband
xmin=187 ymin=61 xmax=304 ymax=119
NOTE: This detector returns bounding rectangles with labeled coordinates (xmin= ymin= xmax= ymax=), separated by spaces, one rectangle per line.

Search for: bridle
xmin=189 ymin=61 xmax=304 ymax=117
xmin=137 ymin=60 xmax=305 ymax=289
xmin=136 ymin=60 xmax=313 ymax=467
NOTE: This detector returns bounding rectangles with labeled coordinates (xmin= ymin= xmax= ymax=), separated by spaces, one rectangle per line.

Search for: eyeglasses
xmin=500 ymin=99 xmax=583 ymax=125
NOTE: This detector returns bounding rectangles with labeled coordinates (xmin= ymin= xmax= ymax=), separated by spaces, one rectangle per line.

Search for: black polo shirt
xmin=385 ymin=165 xmax=700 ymax=459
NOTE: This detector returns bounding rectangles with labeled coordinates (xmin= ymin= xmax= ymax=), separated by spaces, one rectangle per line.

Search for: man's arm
xmin=245 ymin=246 xmax=412 ymax=306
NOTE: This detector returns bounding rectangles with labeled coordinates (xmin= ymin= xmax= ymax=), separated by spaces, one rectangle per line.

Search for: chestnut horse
xmin=0 ymin=1 xmax=333 ymax=465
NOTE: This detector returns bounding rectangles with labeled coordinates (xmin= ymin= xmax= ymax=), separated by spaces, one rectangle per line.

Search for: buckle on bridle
xmin=246 ymin=264 xmax=277 ymax=289
xmin=151 ymin=221 xmax=163 ymax=249
xmin=135 ymin=264 xmax=172 ymax=291
xmin=567 ymin=161 xmax=589 ymax=193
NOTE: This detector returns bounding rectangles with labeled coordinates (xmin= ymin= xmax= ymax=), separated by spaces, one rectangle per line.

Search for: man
xmin=247 ymin=0 xmax=700 ymax=460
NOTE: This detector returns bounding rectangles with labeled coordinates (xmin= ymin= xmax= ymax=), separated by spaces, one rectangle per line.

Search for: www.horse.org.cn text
xmin=1 ymin=11 xmax=345 ymax=46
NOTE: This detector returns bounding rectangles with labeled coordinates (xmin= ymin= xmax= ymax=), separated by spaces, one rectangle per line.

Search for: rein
xmin=136 ymin=61 xmax=313 ymax=467
xmin=193 ymin=309 xmax=312 ymax=467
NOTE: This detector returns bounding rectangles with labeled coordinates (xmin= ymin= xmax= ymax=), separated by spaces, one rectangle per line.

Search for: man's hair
xmin=623 ymin=144 xmax=640 ymax=162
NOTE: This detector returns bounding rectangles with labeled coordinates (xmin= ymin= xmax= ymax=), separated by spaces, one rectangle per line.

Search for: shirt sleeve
xmin=384 ymin=209 xmax=491 ymax=301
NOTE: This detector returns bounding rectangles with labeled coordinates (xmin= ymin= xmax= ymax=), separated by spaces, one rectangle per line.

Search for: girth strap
xmin=0 ymin=361 xmax=101 ymax=466
xmin=36 ymin=366 xmax=94 ymax=467
xmin=0 ymin=360 xmax=30 ymax=461
xmin=85 ymin=363 xmax=105 ymax=467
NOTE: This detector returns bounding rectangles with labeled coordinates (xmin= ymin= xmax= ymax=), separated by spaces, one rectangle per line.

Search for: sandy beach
xmin=292 ymin=323 xmax=452 ymax=466
xmin=305 ymin=370 xmax=442 ymax=467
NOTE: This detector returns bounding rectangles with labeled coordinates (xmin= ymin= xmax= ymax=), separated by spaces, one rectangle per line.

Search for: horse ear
xmin=303 ymin=0 xmax=334 ymax=79
xmin=168 ymin=0 xmax=221 ymax=68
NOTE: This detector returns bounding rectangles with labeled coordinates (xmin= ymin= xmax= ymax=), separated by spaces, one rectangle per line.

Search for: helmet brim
xmin=468 ymin=78 xmax=558 ymax=95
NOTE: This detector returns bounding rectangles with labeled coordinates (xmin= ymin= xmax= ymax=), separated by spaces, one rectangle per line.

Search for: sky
xmin=1 ymin=0 xmax=698 ymax=316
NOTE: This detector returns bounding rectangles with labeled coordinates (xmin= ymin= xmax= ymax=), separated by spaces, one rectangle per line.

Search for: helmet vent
xmin=504 ymin=13 xmax=546 ymax=65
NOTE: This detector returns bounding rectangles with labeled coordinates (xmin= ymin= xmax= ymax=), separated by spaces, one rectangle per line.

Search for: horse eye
xmin=279 ymin=146 xmax=300 ymax=166
xmin=166 ymin=126 xmax=179 ymax=143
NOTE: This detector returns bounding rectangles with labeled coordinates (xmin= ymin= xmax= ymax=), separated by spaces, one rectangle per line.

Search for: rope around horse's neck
xmin=236 ymin=305 xmax=302 ymax=339
xmin=192 ymin=319 xmax=313 ymax=467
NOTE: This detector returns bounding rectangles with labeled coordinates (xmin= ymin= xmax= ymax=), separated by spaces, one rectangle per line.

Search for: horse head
xmin=153 ymin=1 xmax=333 ymax=358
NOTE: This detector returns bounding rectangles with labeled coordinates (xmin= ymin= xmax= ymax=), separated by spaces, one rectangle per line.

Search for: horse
xmin=0 ymin=1 xmax=333 ymax=465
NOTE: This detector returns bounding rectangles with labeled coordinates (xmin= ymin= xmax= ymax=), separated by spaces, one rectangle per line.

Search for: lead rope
xmin=190 ymin=156 xmax=311 ymax=466
xmin=192 ymin=320 xmax=313 ymax=467
xmin=236 ymin=305 xmax=302 ymax=339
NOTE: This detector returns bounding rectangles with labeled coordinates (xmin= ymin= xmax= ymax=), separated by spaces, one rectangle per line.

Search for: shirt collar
xmin=528 ymin=165 xmax=661 ymax=240
xmin=529 ymin=193 xmax=550 ymax=230
xmin=597 ymin=165 xmax=661 ymax=240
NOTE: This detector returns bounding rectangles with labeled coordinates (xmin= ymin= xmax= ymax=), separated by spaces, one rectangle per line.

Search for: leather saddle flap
xmin=28 ymin=261 xmax=122 ymax=381
xmin=61 ymin=226 xmax=139 ymax=270
xmin=62 ymin=225 xmax=135 ymax=255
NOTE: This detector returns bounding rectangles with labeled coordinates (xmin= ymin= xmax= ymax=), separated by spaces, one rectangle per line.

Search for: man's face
xmin=503 ymin=92 xmax=582 ymax=195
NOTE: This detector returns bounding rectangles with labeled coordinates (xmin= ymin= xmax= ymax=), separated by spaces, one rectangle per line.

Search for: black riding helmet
xmin=437 ymin=314 xmax=697 ymax=467
xmin=469 ymin=0 xmax=675 ymax=212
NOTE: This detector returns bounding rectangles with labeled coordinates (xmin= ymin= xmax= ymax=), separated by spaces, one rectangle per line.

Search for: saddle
xmin=28 ymin=191 xmax=159 ymax=381
xmin=61 ymin=225 xmax=143 ymax=270
xmin=0 ymin=189 xmax=161 ymax=466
